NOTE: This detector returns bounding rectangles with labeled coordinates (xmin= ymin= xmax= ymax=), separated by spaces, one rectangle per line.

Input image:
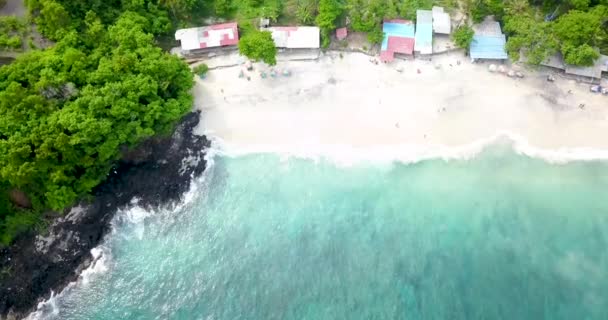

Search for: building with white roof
xmin=175 ymin=22 xmax=239 ymax=51
xmin=265 ymin=26 xmax=320 ymax=49
xmin=432 ymin=7 xmax=451 ymax=34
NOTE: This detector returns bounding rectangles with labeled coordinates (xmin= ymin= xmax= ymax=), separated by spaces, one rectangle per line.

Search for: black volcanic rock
xmin=0 ymin=111 xmax=210 ymax=320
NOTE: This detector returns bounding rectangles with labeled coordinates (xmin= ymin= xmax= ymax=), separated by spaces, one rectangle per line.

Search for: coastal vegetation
xmin=1 ymin=0 xmax=607 ymax=244
xmin=0 ymin=1 xmax=193 ymax=244
xmin=193 ymin=63 xmax=209 ymax=77
xmin=238 ymin=30 xmax=277 ymax=65
xmin=482 ymin=0 xmax=608 ymax=66
xmin=452 ymin=25 xmax=474 ymax=51
xmin=0 ymin=16 xmax=28 ymax=50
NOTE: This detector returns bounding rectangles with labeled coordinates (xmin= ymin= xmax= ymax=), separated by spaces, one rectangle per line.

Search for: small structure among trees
xmin=175 ymin=22 xmax=239 ymax=53
xmin=264 ymin=26 xmax=320 ymax=49
xmin=470 ymin=17 xmax=508 ymax=61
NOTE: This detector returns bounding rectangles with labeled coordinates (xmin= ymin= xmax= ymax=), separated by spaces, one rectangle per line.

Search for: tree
xmin=562 ymin=43 xmax=599 ymax=65
xmin=452 ymin=25 xmax=474 ymax=51
xmin=193 ymin=63 xmax=209 ymax=76
xmin=0 ymin=12 xmax=193 ymax=227
xmin=214 ymin=0 xmax=232 ymax=17
xmin=159 ymin=0 xmax=198 ymax=18
xmin=470 ymin=0 xmax=505 ymax=23
xmin=316 ymin=0 xmax=342 ymax=47
xmin=554 ymin=6 xmax=607 ymax=65
xmin=35 ymin=0 xmax=71 ymax=41
xmin=238 ymin=30 xmax=277 ymax=65
xmin=296 ymin=0 xmax=318 ymax=24
xmin=503 ymin=12 xmax=559 ymax=64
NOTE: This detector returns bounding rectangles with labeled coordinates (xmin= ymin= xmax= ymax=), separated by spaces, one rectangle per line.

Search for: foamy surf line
xmin=25 ymin=170 xmax=213 ymax=320
xmin=206 ymin=131 xmax=608 ymax=165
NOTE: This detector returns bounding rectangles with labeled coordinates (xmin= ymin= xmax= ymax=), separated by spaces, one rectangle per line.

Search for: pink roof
xmin=381 ymin=37 xmax=415 ymax=62
xmin=200 ymin=22 xmax=238 ymax=48
xmin=380 ymin=51 xmax=394 ymax=62
xmin=336 ymin=27 xmax=347 ymax=40
xmin=388 ymin=37 xmax=414 ymax=55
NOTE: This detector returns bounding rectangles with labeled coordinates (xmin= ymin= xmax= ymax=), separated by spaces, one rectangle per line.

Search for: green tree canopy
xmin=553 ymin=5 xmax=607 ymax=65
xmin=0 ymin=12 xmax=193 ymax=213
xmin=316 ymin=0 xmax=343 ymax=47
xmin=238 ymin=30 xmax=277 ymax=65
xmin=452 ymin=25 xmax=475 ymax=51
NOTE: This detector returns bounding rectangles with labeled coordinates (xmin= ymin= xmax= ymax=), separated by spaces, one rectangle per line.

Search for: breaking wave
xmin=208 ymin=130 xmax=608 ymax=166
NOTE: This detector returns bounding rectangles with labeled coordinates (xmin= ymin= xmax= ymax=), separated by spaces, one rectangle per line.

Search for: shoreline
xmin=5 ymin=49 xmax=608 ymax=319
xmin=207 ymin=131 xmax=608 ymax=166
xmin=193 ymin=50 xmax=608 ymax=154
xmin=0 ymin=112 xmax=210 ymax=320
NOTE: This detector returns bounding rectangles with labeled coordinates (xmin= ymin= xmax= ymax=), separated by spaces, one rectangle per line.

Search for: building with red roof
xmin=336 ymin=27 xmax=348 ymax=40
xmin=380 ymin=20 xmax=416 ymax=62
xmin=175 ymin=22 xmax=239 ymax=52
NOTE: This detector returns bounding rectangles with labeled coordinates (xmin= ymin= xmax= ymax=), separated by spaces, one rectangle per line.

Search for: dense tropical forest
xmin=0 ymin=0 xmax=607 ymax=244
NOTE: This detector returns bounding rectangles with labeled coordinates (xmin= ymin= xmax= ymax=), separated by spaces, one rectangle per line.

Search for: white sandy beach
xmin=193 ymin=51 xmax=608 ymax=156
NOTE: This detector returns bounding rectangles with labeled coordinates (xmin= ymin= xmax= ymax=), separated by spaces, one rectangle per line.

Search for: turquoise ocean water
xmin=34 ymin=144 xmax=608 ymax=319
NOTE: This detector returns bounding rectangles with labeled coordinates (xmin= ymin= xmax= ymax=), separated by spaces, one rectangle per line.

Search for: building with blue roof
xmin=470 ymin=18 xmax=508 ymax=61
xmin=415 ymin=10 xmax=433 ymax=55
xmin=470 ymin=35 xmax=508 ymax=60
xmin=380 ymin=20 xmax=416 ymax=62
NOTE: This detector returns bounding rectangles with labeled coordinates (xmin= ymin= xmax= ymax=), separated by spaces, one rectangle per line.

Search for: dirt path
xmin=0 ymin=0 xmax=26 ymax=17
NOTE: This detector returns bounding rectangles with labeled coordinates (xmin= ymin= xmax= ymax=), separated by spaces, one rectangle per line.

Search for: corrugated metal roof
xmin=532 ymin=53 xmax=606 ymax=78
xmin=470 ymin=35 xmax=508 ymax=60
xmin=540 ymin=53 xmax=566 ymax=70
xmin=381 ymin=20 xmax=416 ymax=62
xmin=415 ymin=10 xmax=433 ymax=54
xmin=432 ymin=7 xmax=451 ymax=34
xmin=473 ymin=18 xmax=502 ymax=36
xmin=175 ymin=22 xmax=239 ymax=51
xmin=266 ymin=26 xmax=320 ymax=49
xmin=565 ymin=63 xmax=603 ymax=79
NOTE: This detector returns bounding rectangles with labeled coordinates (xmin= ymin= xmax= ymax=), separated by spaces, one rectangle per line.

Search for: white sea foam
xmin=26 ymin=247 xmax=109 ymax=320
xmin=26 ymin=160 xmax=212 ymax=320
xmin=206 ymin=131 xmax=608 ymax=166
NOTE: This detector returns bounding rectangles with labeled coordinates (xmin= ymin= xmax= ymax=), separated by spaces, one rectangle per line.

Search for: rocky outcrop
xmin=0 ymin=111 xmax=210 ymax=320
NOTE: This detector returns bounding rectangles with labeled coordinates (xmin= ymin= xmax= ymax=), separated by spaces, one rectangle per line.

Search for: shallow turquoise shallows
xmin=37 ymin=145 xmax=608 ymax=320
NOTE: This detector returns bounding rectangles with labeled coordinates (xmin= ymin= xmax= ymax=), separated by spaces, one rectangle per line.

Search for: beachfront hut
xmin=536 ymin=52 xmax=606 ymax=80
xmin=415 ymin=10 xmax=433 ymax=55
xmin=380 ymin=19 xmax=416 ymax=63
xmin=175 ymin=22 xmax=239 ymax=52
xmin=470 ymin=18 xmax=508 ymax=61
xmin=265 ymin=26 xmax=320 ymax=49
xmin=432 ymin=6 xmax=451 ymax=34
xmin=566 ymin=64 xmax=603 ymax=80
xmin=336 ymin=27 xmax=348 ymax=40
xmin=540 ymin=53 xmax=567 ymax=70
